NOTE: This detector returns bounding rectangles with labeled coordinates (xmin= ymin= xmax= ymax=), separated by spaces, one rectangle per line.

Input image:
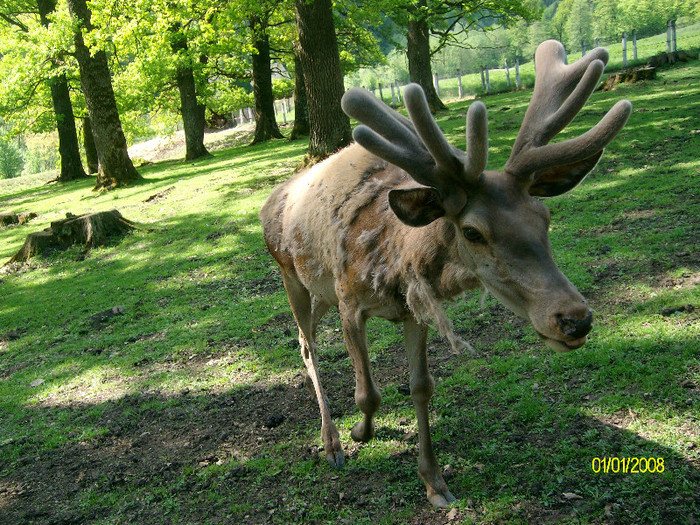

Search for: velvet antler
xmin=341 ymin=84 xmax=488 ymax=216
xmin=505 ymin=40 xmax=632 ymax=189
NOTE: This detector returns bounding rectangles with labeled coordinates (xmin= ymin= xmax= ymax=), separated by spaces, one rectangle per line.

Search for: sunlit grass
xmin=1 ymin=49 xmax=698 ymax=525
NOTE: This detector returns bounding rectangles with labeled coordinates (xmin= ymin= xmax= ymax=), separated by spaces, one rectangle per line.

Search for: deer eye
xmin=462 ymin=227 xmax=485 ymax=243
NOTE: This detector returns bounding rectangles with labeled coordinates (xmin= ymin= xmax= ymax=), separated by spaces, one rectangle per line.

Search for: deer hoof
xmin=350 ymin=420 xmax=375 ymax=442
xmin=325 ymin=449 xmax=345 ymax=469
xmin=427 ymin=489 xmax=457 ymax=508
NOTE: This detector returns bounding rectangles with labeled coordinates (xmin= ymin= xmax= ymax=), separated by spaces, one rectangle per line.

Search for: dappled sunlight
xmin=1 ymin=50 xmax=698 ymax=524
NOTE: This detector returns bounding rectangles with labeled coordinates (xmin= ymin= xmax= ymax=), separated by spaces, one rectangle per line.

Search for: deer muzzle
xmin=536 ymin=308 xmax=593 ymax=353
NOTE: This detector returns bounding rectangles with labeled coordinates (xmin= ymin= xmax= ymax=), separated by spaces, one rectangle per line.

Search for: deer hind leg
xmin=404 ymin=317 xmax=456 ymax=508
xmin=281 ymin=270 xmax=343 ymax=468
xmin=338 ymin=301 xmax=381 ymax=443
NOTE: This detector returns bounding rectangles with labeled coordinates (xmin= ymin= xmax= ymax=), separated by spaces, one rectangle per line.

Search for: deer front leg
xmin=282 ymin=271 xmax=344 ymax=468
xmin=338 ymin=301 xmax=381 ymax=443
xmin=405 ymin=317 xmax=456 ymax=508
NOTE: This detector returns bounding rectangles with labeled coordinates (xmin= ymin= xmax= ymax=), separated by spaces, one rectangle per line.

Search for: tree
xmin=66 ymin=0 xmax=140 ymax=189
xmin=81 ymin=117 xmax=98 ymax=174
xmin=565 ymin=0 xmax=593 ymax=52
xmin=593 ymin=0 xmax=621 ymax=39
xmin=396 ymin=0 xmax=537 ymax=112
xmin=0 ymin=0 xmax=87 ymax=182
xmin=551 ymin=0 xmax=570 ymax=43
xmin=0 ymin=135 xmax=24 ymax=178
xmin=295 ymin=0 xmax=351 ymax=160
xmin=250 ymin=11 xmax=285 ymax=144
xmin=169 ymin=24 xmax=211 ymax=160
xmin=289 ymin=42 xmax=309 ymax=140
xmin=406 ymin=1 xmax=446 ymax=112
xmin=36 ymin=0 xmax=87 ymax=182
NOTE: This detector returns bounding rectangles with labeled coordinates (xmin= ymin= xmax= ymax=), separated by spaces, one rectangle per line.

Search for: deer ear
xmin=388 ymin=187 xmax=446 ymax=227
xmin=528 ymin=150 xmax=604 ymax=197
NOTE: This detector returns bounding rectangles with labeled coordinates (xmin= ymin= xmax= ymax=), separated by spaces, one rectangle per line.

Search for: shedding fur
xmin=405 ymin=276 xmax=470 ymax=354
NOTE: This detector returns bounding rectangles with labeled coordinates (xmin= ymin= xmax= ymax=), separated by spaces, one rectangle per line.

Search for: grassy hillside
xmin=0 ymin=58 xmax=698 ymax=524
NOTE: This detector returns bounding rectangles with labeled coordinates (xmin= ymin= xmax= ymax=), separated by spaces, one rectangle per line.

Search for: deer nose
xmin=556 ymin=310 xmax=593 ymax=339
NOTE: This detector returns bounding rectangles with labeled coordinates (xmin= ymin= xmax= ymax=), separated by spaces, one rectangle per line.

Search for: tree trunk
xmin=66 ymin=0 xmax=140 ymax=190
xmin=82 ymin=117 xmax=99 ymax=174
xmin=290 ymin=42 xmax=309 ymax=140
xmin=295 ymin=0 xmax=351 ymax=161
xmin=176 ymin=66 xmax=211 ymax=160
xmin=170 ymin=26 xmax=211 ymax=161
xmin=250 ymin=15 xmax=284 ymax=144
xmin=49 ymin=75 xmax=89 ymax=182
xmin=37 ymin=0 xmax=87 ymax=183
xmin=407 ymin=3 xmax=446 ymax=113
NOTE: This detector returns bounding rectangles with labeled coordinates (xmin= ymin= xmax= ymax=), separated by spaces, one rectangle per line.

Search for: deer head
xmin=342 ymin=40 xmax=632 ymax=352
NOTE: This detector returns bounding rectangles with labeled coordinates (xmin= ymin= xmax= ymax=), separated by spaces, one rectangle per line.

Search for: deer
xmin=260 ymin=40 xmax=632 ymax=507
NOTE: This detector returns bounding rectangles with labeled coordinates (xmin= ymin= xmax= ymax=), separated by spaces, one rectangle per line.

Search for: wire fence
xmin=362 ymin=19 xmax=700 ymax=105
xmin=257 ymin=20 xmax=700 ymax=126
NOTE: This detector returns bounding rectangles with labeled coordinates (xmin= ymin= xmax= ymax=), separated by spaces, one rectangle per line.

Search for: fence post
xmin=433 ymin=73 xmax=440 ymax=96
xmin=378 ymin=82 xmax=384 ymax=103
xmin=582 ymin=40 xmax=586 ymax=56
xmin=622 ymin=31 xmax=628 ymax=67
xmin=480 ymin=66 xmax=485 ymax=91
xmin=485 ymin=67 xmax=490 ymax=94
xmin=595 ymin=38 xmax=599 ymax=47
xmin=667 ymin=20 xmax=672 ymax=53
xmin=395 ymin=80 xmax=402 ymax=104
xmin=390 ymin=83 xmax=396 ymax=107
xmin=515 ymin=58 xmax=521 ymax=89
xmin=239 ymin=108 xmax=245 ymax=124
xmin=457 ymin=69 xmax=463 ymax=98
xmin=280 ymin=101 xmax=287 ymax=124
xmin=672 ymin=20 xmax=677 ymax=52
xmin=505 ymin=60 xmax=511 ymax=88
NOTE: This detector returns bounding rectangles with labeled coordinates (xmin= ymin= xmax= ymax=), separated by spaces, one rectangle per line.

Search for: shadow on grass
xmin=0 ymin=346 xmax=697 ymax=525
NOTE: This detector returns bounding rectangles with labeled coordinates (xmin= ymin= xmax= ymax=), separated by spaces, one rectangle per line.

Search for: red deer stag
xmin=260 ymin=40 xmax=631 ymax=506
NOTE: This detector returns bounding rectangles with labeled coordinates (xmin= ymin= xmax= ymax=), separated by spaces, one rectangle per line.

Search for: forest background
xmin=0 ymin=0 xmax=699 ymax=182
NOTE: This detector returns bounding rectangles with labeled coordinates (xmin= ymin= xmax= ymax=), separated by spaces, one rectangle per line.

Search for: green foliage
xmin=0 ymin=134 xmax=25 ymax=178
xmin=564 ymin=0 xmax=594 ymax=51
xmin=22 ymin=132 xmax=58 ymax=175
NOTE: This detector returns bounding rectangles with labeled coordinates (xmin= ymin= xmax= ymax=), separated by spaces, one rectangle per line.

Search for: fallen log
xmin=8 ymin=210 xmax=135 ymax=264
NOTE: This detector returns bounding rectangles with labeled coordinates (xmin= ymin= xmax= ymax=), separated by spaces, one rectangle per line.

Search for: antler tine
xmin=343 ymin=84 xmax=489 ymax=216
xmin=403 ymin=84 xmax=463 ymax=173
xmin=464 ymin=100 xmax=488 ymax=179
xmin=505 ymin=40 xmax=632 ymax=180
xmin=342 ymin=87 xmax=434 ymax=177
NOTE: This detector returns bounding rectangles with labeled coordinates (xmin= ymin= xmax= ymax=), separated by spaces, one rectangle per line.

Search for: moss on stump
xmin=8 ymin=210 xmax=135 ymax=264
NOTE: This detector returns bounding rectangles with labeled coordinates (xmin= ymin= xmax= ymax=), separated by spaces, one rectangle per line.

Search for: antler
xmin=341 ymin=84 xmax=488 ymax=216
xmin=505 ymin=40 xmax=632 ymax=180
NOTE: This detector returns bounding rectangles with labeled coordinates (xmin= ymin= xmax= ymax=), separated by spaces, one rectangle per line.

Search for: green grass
xmin=368 ymin=22 xmax=700 ymax=104
xmin=1 ymin=58 xmax=699 ymax=524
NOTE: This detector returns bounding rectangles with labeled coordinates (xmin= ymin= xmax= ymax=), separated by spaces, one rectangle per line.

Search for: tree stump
xmin=599 ymin=67 xmax=656 ymax=92
xmin=647 ymin=50 xmax=698 ymax=68
xmin=8 ymin=210 xmax=135 ymax=264
xmin=0 ymin=212 xmax=37 ymax=228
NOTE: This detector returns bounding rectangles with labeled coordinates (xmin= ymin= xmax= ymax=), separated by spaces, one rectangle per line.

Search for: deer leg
xmin=282 ymin=271 xmax=344 ymax=469
xmin=405 ymin=317 xmax=456 ymax=508
xmin=339 ymin=303 xmax=381 ymax=443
